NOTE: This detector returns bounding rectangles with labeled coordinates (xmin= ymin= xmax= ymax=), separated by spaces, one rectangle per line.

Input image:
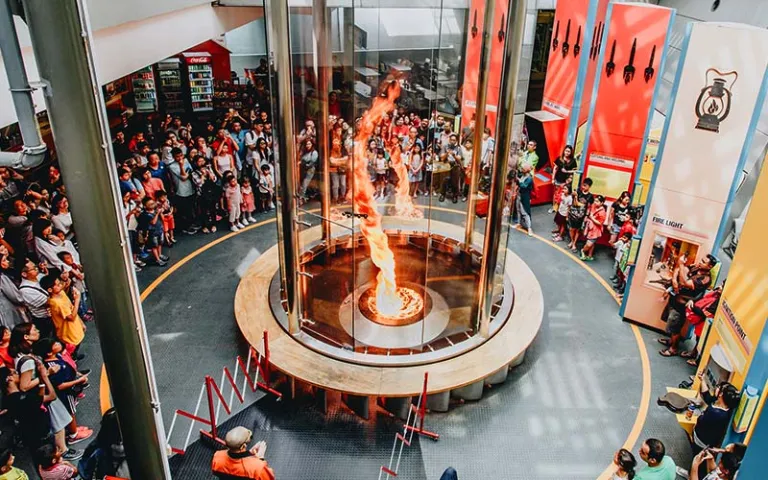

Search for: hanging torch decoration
xmin=695 ymin=68 xmax=738 ymax=133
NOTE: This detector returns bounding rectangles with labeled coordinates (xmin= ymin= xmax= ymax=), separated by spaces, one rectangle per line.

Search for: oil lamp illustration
xmin=695 ymin=68 xmax=738 ymax=133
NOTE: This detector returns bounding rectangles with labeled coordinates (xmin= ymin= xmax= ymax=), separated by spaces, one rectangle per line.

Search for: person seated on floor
xmin=690 ymin=450 xmax=740 ymax=480
xmin=635 ymin=438 xmax=676 ymax=480
xmin=212 ymin=426 xmax=275 ymax=480
xmin=692 ymin=378 xmax=741 ymax=455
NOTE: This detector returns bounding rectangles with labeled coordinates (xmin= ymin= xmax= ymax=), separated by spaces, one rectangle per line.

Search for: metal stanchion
xmin=477 ymin=0 xmax=527 ymax=337
xmin=313 ymin=0 xmax=333 ymax=246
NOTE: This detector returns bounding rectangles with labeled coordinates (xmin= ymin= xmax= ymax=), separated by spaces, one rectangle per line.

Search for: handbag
xmin=657 ymin=392 xmax=694 ymax=413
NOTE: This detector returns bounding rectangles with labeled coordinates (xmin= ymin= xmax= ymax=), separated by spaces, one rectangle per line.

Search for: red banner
xmin=581 ymin=4 xmax=673 ymax=200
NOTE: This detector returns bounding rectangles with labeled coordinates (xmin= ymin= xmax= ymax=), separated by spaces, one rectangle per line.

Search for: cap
xmin=224 ymin=426 xmax=252 ymax=450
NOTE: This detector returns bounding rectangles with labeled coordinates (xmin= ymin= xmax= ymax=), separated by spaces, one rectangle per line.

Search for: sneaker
xmin=62 ymin=449 xmax=83 ymax=461
xmin=171 ymin=237 xmax=177 ymax=244
xmin=67 ymin=427 xmax=93 ymax=445
xmin=134 ymin=265 xmax=142 ymax=273
xmin=159 ymin=255 xmax=169 ymax=262
xmin=547 ymin=208 xmax=554 ymax=214
xmin=211 ymin=226 xmax=217 ymax=233
xmin=527 ymin=229 xmax=533 ymax=237
xmin=439 ymin=195 xmax=446 ymax=202
xmin=74 ymin=352 xmax=86 ymax=361
xmin=462 ymin=197 xmax=467 ymax=202
xmin=202 ymin=227 xmax=210 ymax=234
xmin=248 ymin=215 xmax=256 ymax=223
xmin=79 ymin=369 xmax=91 ymax=375
xmin=452 ymin=196 xmax=458 ymax=204
xmin=230 ymin=225 xmax=240 ymax=232
xmin=241 ymin=218 xmax=250 ymax=226
xmin=236 ymin=222 xmax=245 ymax=229
xmin=81 ymin=382 xmax=91 ymax=391
xmin=156 ymin=259 xmax=168 ymax=267
xmin=134 ymin=259 xmax=146 ymax=267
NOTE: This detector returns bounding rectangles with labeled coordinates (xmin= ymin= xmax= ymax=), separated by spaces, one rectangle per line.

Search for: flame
xmin=352 ymin=80 xmax=403 ymax=315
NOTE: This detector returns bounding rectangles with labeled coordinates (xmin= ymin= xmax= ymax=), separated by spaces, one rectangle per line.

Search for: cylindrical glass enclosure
xmin=265 ymin=0 xmax=519 ymax=366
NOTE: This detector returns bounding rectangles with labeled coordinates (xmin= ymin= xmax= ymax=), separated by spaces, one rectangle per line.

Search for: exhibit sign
xmin=621 ymin=22 xmax=768 ymax=331
xmin=541 ymin=0 xmax=609 ymax=151
xmin=580 ymin=4 xmax=674 ymax=200
xmin=696 ymin=149 xmax=768 ymax=390
xmin=460 ymin=0 xmax=509 ymax=135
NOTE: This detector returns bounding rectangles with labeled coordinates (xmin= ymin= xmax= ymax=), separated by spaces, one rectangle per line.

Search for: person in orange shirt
xmin=212 ymin=426 xmax=275 ymax=480
xmin=40 ymin=273 xmax=85 ymax=356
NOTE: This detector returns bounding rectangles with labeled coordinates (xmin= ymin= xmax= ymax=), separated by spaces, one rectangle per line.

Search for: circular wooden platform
xmin=234 ymin=220 xmax=544 ymax=397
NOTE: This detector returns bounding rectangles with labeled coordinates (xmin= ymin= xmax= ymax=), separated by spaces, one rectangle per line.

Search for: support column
xmin=313 ymin=0 xmax=332 ymax=244
xmin=21 ymin=0 xmax=170 ymax=477
xmin=265 ymin=0 xmax=301 ymax=333
xmin=478 ymin=0 xmax=527 ymax=337
xmin=465 ymin=0 xmax=496 ymax=248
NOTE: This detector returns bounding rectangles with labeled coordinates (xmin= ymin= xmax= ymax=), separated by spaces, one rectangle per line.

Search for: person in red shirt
xmin=580 ymin=195 xmax=607 ymax=262
xmin=0 ymin=327 xmax=13 ymax=369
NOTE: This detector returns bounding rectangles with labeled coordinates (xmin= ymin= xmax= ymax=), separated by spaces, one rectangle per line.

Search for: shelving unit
xmin=156 ymin=58 xmax=185 ymax=114
xmin=182 ymin=52 xmax=214 ymax=113
xmin=131 ymin=66 xmax=157 ymax=113
xmin=213 ymin=81 xmax=251 ymax=113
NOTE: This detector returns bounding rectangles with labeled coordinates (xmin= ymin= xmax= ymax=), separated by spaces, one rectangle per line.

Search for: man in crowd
xmin=635 ymin=438 xmax=676 ymax=480
xmin=167 ymin=148 xmax=197 ymax=235
xmin=519 ymin=140 xmax=539 ymax=172
xmin=693 ymin=378 xmax=741 ymax=455
xmin=19 ymin=258 xmax=54 ymax=340
xmin=212 ymin=426 xmax=275 ymax=480
xmin=659 ymin=254 xmax=718 ymax=357
xmin=439 ymin=133 xmax=463 ymax=204
xmin=111 ymin=131 xmax=131 ymax=163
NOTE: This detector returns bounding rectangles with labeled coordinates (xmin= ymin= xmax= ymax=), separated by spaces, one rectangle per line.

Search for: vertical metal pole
xmin=464 ymin=0 xmax=497 ymax=248
xmin=313 ymin=0 xmax=332 ymax=244
xmin=20 ymin=0 xmax=171 ymax=477
xmin=0 ymin=0 xmax=45 ymax=152
xmin=265 ymin=0 xmax=301 ymax=334
xmin=478 ymin=0 xmax=527 ymax=337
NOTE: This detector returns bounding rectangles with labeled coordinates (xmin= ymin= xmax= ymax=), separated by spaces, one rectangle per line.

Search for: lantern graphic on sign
xmin=695 ymin=68 xmax=738 ymax=133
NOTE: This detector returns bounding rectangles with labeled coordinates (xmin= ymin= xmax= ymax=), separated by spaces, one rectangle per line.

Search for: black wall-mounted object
xmin=574 ymin=25 xmax=582 ymax=57
xmin=471 ymin=9 xmax=479 ymax=38
xmin=644 ymin=45 xmax=657 ymax=83
xmin=605 ymin=39 xmax=617 ymax=77
xmin=552 ymin=19 xmax=560 ymax=51
xmin=498 ymin=13 xmax=506 ymax=42
xmin=623 ymin=38 xmax=637 ymax=84
xmin=562 ymin=19 xmax=571 ymax=57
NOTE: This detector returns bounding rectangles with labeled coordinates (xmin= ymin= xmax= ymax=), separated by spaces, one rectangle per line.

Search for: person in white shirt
xmin=19 ymin=258 xmax=53 ymax=339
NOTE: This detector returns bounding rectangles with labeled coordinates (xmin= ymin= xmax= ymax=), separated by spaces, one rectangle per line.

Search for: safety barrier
xmin=379 ymin=373 xmax=439 ymax=479
xmin=165 ymin=330 xmax=282 ymax=455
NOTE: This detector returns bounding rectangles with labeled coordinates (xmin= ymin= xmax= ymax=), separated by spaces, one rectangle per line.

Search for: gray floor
xmin=8 ymin=201 xmax=697 ymax=478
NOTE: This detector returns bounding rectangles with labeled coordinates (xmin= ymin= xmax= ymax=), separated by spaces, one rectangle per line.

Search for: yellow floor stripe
xmin=99 ymin=204 xmax=650 ymax=480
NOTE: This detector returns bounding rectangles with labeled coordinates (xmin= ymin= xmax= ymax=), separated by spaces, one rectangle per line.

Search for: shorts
xmin=610 ymin=223 xmax=621 ymax=235
xmin=147 ymin=234 xmax=163 ymax=248
xmin=60 ymin=393 xmax=78 ymax=416
xmin=48 ymin=397 xmax=73 ymax=433
xmin=554 ymin=212 xmax=567 ymax=227
xmin=666 ymin=308 xmax=686 ymax=335
xmin=376 ymin=173 xmax=388 ymax=182
xmin=567 ymin=216 xmax=585 ymax=230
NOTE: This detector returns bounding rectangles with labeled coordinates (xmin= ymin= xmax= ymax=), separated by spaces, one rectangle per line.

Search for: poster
xmin=622 ymin=23 xmax=768 ymax=330
xmin=580 ymin=4 xmax=674 ymax=199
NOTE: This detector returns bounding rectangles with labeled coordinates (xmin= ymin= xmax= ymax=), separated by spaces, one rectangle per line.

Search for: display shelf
xmin=182 ymin=52 xmax=215 ymax=113
xmin=157 ymin=58 xmax=185 ymax=114
xmin=131 ymin=66 xmax=157 ymax=113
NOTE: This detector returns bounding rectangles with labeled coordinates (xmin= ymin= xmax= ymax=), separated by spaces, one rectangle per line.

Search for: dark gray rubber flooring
xmin=8 ymin=201 xmax=696 ymax=478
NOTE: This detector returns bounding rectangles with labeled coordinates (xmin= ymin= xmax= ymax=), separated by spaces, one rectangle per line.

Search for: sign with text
xmin=623 ymin=23 xmax=768 ymax=331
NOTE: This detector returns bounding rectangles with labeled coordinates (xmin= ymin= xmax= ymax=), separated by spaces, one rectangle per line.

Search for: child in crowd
xmin=56 ymin=251 xmax=92 ymax=322
xmin=35 ymin=444 xmax=78 ymax=480
xmin=34 ymin=338 xmax=91 ymax=446
xmin=118 ymin=167 xmax=140 ymax=200
xmin=241 ymin=177 xmax=257 ymax=222
xmin=155 ymin=191 xmax=176 ymax=247
xmin=552 ymin=183 xmax=572 ymax=242
xmin=258 ymin=165 xmax=274 ymax=212
xmin=374 ymin=148 xmax=389 ymax=199
xmin=611 ymin=232 xmax=632 ymax=294
xmin=137 ymin=197 xmax=167 ymax=267
xmin=408 ymin=143 xmax=424 ymax=197
xmin=122 ymin=191 xmax=145 ymax=272
xmin=224 ymin=174 xmax=245 ymax=232
xmin=580 ymin=194 xmax=606 ymax=262
xmin=0 ymin=449 xmax=30 ymax=480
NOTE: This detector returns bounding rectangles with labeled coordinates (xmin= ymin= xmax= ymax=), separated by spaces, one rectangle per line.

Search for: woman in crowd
xmin=51 ymin=196 xmax=74 ymax=241
xmin=195 ymin=136 xmax=214 ymax=160
xmin=607 ymin=191 xmax=632 ymax=246
xmin=611 ymin=448 xmax=636 ymax=479
xmin=214 ymin=142 xmax=237 ymax=180
xmin=33 ymin=218 xmax=79 ymax=271
xmin=580 ymin=194 xmax=607 ymax=262
xmin=550 ymin=144 xmax=577 ymax=214
xmin=0 ymin=252 xmax=25 ymax=329
xmin=299 ymin=139 xmax=319 ymax=202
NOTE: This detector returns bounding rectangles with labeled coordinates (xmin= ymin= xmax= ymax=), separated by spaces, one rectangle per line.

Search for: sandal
xmin=680 ymin=350 xmax=695 ymax=359
xmin=686 ymin=359 xmax=698 ymax=367
xmin=659 ymin=348 xmax=678 ymax=357
xmin=657 ymin=338 xmax=671 ymax=346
